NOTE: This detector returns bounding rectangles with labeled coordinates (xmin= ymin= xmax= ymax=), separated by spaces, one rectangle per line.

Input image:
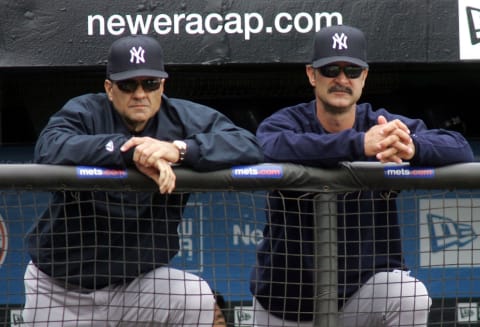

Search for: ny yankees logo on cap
xmin=311 ymin=25 xmax=368 ymax=69
xmin=332 ymin=33 xmax=348 ymax=50
xmin=106 ymin=35 xmax=169 ymax=81
xmin=130 ymin=46 xmax=146 ymax=64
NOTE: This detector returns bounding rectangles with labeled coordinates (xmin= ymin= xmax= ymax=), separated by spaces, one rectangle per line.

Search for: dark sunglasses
xmin=114 ymin=79 xmax=162 ymax=93
xmin=319 ymin=65 xmax=364 ymax=79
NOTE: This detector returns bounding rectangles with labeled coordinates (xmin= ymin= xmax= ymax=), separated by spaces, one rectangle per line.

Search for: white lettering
xmin=294 ymin=12 xmax=314 ymax=33
xmin=87 ymin=12 xmax=343 ymax=41
xmin=244 ymin=13 xmax=263 ymax=40
xmin=224 ymin=13 xmax=243 ymax=34
xmin=153 ymin=14 xmax=172 ymax=34
xmin=205 ymin=13 xmax=223 ymax=34
xmin=185 ymin=13 xmax=204 ymax=34
xmin=87 ymin=14 xmax=106 ymax=35
xmin=173 ymin=13 xmax=187 ymax=34
xmin=314 ymin=12 xmax=342 ymax=31
xmin=233 ymin=224 xmax=263 ymax=245
xmin=178 ymin=238 xmax=193 ymax=259
xmin=180 ymin=219 xmax=193 ymax=236
xmin=125 ymin=14 xmax=152 ymax=34
xmin=107 ymin=14 xmax=126 ymax=35
xmin=274 ymin=12 xmax=293 ymax=33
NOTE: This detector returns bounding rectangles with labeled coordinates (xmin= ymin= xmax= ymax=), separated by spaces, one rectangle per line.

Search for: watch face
xmin=173 ymin=140 xmax=187 ymax=162
xmin=173 ymin=140 xmax=187 ymax=150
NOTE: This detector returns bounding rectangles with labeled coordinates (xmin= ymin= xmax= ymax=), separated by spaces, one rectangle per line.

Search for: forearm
xmin=409 ymin=131 xmax=474 ymax=166
xmin=259 ymin=130 xmax=367 ymax=167
xmin=34 ymin=132 xmax=130 ymax=167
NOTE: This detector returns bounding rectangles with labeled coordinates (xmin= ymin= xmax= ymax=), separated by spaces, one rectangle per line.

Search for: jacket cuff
xmin=183 ymin=140 xmax=199 ymax=165
xmin=121 ymin=144 xmax=135 ymax=167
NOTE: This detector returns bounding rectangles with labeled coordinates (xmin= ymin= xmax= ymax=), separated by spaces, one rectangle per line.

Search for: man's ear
xmin=305 ymin=65 xmax=316 ymax=86
xmin=104 ymin=79 xmax=113 ymax=100
xmin=361 ymin=69 xmax=369 ymax=87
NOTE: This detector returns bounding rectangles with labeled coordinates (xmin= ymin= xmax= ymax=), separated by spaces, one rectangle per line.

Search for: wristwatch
xmin=172 ymin=140 xmax=187 ymax=163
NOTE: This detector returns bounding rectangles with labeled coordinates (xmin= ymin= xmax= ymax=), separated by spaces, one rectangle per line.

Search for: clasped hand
xmin=121 ymin=137 xmax=179 ymax=194
xmin=364 ymin=115 xmax=415 ymax=164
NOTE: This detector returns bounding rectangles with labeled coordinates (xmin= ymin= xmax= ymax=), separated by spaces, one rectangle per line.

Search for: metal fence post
xmin=313 ymin=192 xmax=338 ymax=326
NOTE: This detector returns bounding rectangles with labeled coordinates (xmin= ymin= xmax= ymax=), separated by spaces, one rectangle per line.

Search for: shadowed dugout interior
xmin=0 ymin=62 xmax=479 ymax=144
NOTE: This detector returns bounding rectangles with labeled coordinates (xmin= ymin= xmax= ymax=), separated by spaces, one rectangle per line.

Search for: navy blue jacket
xmin=250 ymin=100 xmax=474 ymax=321
xmin=28 ymin=93 xmax=263 ymax=290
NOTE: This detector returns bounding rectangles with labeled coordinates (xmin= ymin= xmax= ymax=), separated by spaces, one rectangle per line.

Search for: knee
xmin=164 ymin=274 xmax=217 ymax=324
xmin=181 ymin=280 xmax=216 ymax=311
xmin=156 ymin=271 xmax=215 ymax=311
xmin=390 ymin=275 xmax=432 ymax=312
xmin=372 ymin=271 xmax=431 ymax=311
xmin=401 ymin=281 xmax=431 ymax=311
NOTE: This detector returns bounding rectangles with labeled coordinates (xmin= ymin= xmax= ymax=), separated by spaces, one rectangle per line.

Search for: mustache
xmin=328 ymin=85 xmax=352 ymax=94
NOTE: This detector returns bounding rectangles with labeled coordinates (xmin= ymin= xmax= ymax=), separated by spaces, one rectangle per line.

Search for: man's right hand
xmin=121 ymin=137 xmax=178 ymax=193
xmin=364 ymin=115 xmax=414 ymax=163
xmin=134 ymin=158 xmax=176 ymax=194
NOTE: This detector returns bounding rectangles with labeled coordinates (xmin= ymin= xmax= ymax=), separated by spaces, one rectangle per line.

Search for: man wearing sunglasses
xmin=22 ymin=35 xmax=263 ymax=326
xmin=250 ymin=25 xmax=474 ymax=326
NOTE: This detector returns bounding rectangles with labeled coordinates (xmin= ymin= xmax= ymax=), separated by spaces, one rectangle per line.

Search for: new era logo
xmin=466 ymin=6 xmax=480 ymax=44
xmin=459 ymin=0 xmax=480 ymax=60
xmin=419 ymin=198 xmax=480 ymax=267
xmin=427 ymin=213 xmax=477 ymax=252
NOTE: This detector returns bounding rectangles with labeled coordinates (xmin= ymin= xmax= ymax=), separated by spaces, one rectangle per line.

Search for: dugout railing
xmin=0 ymin=162 xmax=479 ymax=326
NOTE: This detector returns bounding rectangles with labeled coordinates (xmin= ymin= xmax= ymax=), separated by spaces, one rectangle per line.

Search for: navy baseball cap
xmin=107 ymin=35 xmax=169 ymax=81
xmin=311 ymin=25 xmax=368 ymax=68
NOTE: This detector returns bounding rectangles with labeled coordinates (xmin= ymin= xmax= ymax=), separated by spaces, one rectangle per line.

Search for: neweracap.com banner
xmin=0 ymin=0 xmax=474 ymax=67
